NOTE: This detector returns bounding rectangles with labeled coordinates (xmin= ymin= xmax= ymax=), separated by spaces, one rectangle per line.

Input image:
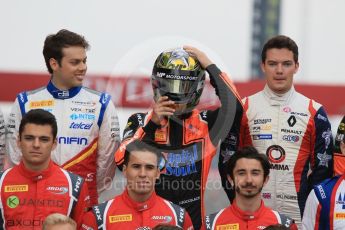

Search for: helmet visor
xmin=152 ymin=67 xmax=204 ymax=104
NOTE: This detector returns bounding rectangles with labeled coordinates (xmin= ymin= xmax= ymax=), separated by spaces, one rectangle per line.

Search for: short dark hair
xmin=261 ymin=35 xmax=298 ymax=63
xmin=153 ymin=224 xmax=182 ymax=230
xmin=227 ymin=146 xmax=270 ymax=181
xmin=19 ymin=109 xmax=57 ymax=139
xmin=124 ymin=140 xmax=162 ymax=166
xmin=264 ymin=224 xmax=289 ymax=230
xmin=43 ymin=29 xmax=89 ymax=74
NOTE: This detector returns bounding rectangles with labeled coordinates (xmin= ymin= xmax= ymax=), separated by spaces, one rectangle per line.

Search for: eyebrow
xmin=23 ymin=134 xmax=51 ymax=138
xmin=235 ymin=168 xmax=262 ymax=173
xmin=131 ymin=163 xmax=156 ymax=167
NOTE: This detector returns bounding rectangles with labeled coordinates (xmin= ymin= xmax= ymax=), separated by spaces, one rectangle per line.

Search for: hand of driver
xmin=151 ymin=96 xmax=175 ymax=125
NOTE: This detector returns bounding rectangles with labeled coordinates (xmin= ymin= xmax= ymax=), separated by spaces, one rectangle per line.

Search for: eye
xmin=132 ymin=164 xmax=141 ymax=169
xmin=24 ymin=136 xmax=34 ymax=141
xmin=146 ymin=165 xmax=155 ymax=170
xmin=252 ymin=170 xmax=262 ymax=176
xmin=237 ymin=171 xmax=245 ymax=176
xmin=70 ymin=60 xmax=80 ymax=66
xmin=40 ymin=137 xmax=50 ymax=142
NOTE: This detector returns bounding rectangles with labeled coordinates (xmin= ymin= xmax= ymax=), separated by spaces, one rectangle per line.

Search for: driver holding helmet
xmin=115 ymin=46 xmax=243 ymax=229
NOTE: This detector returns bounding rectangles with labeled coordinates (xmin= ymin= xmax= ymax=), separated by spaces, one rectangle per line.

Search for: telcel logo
xmin=69 ymin=122 xmax=93 ymax=130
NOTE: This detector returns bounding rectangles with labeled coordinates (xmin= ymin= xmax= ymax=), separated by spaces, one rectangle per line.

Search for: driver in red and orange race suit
xmin=115 ymin=46 xmax=243 ymax=229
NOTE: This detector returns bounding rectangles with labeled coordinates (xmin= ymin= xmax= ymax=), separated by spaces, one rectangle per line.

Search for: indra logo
xmin=287 ymin=115 xmax=297 ymax=127
xmin=266 ymin=145 xmax=286 ymax=163
xmin=7 ymin=195 xmax=19 ymax=208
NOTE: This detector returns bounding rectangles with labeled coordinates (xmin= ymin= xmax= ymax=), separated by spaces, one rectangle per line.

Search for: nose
xmin=245 ymin=174 xmax=253 ymax=183
xmin=78 ymin=62 xmax=87 ymax=71
xmin=138 ymin=167 xmax=147 ymax=177
xmin=276 ymin=63 xmax=283 ymax=74
xmin=33 ymin=138 xmax=40 ymax=148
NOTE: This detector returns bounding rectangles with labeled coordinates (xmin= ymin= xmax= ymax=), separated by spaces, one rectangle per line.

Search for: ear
xmin=264 ymin=175 xmax=269 ymax=186
xmin=260 ymin=62 xmax=266 ymax=74
xmin=294 ymin=62 xmax=300 ymax=74
xmin=122 ymin=165 xmax=127 ymax=178
xmin=52 ymin=138 xmax=57 ymax=151
xmin=226 ymin=174 xmax=234 ymax=187
xmin=156 ymin=167 xmax=160 ymax=180
xmin=16 ymin=135 xmax=21 ymax=150
xmin=49 ymin=58 xmax=59 ymax=72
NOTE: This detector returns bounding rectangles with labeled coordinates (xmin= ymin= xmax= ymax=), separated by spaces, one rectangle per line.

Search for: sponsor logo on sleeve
xmin=317 ymin=185 xmax=326 ymax=199
xmin=317 ymin=114 xmax=328 ymax=122
xmin=123 ymin=130 xmax=133 ymax=139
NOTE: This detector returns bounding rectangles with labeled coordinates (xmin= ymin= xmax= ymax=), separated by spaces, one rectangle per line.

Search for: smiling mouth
xmin=75 ymin=75 xmax=85 ymax=80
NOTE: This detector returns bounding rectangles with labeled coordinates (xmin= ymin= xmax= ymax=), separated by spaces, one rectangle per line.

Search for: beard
xmin=235 ymin=182 xmax=264 ymax=198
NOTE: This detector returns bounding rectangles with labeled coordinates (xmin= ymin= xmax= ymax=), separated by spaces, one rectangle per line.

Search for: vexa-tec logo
xmin=7 ymin=195 xmax=19 ymax=208
xmin=266 ymin=145 xmax=289 ymax=171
